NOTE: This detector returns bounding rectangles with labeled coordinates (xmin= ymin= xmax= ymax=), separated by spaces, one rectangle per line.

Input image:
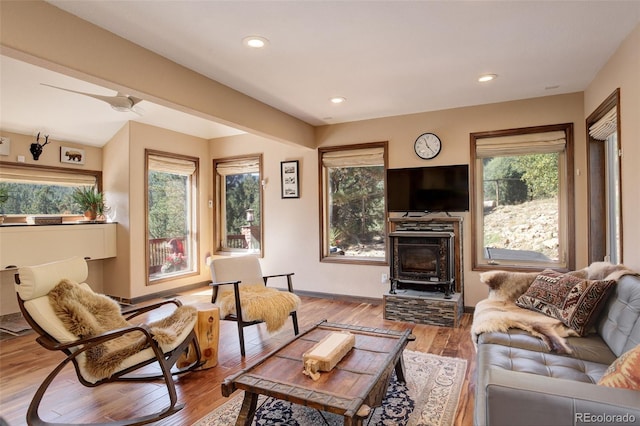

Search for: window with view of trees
xmin=214 ymin=155 xmax=262 ymax=256
xmin=471 ymin=124 xmax=574 ymax=271
xmin=319 ymin=143 xmax=387 ymax=264
xmin=146 ymin=151 xmax=198 ymax=282
xmin=0 ymin=163 xmax=99 ymax=216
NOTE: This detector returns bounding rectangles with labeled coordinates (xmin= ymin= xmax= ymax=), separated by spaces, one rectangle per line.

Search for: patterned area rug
xmin=0 ymin=313 xmax=32 ymax=338
xmin=193 ymin=350 xmax=467 ymax=426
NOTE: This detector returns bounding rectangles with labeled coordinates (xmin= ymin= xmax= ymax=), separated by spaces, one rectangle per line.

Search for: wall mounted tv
xmin=387 ymin=164 xmax=470 ymax=213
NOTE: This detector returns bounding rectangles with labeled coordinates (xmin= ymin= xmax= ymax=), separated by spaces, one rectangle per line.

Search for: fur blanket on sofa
xmin=49 ymin=279 xmax=196 ymax=382
xmin=217 ymin=285 xmax=301 ymax=333
xmin=471 ymin=262 xmax=637 ymax=354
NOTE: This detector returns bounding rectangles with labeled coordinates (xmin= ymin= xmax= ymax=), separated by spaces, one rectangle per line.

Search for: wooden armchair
xmin=206 ymin=255 xmax=300 ymax=357
xmin=14 ymin=256 xmax=203 ymax=426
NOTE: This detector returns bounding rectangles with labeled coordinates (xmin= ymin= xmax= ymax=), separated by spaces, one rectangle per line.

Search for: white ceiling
xmin=0 ymin=56 xmax=245 ymax=147
xmin=2 ymin=1 xmax=639 ymax=147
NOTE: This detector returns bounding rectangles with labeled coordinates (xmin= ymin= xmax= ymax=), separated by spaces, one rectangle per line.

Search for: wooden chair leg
xmin=27 ymin=344 xmax=184 ymax=426
xmin=291 ymin=311 xmax=300 ymax=335
xmin=237 ymin=321 xmax=247 ymax=357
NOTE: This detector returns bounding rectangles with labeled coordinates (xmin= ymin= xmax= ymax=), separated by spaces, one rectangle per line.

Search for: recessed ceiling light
xmin=478 ymin=74 xmax=498 ymax=82
xmin=330 ymin=96 xmax=346 ymax=104
xmin=242 ymin=36 xmax=269 ymax=48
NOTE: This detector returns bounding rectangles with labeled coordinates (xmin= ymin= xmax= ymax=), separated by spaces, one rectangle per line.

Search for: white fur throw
xmin=217 ymin=285 xmax=301 ymax=333
xmin=471 ymin=262 xmax=638 ymax=353
xmin=48 ymin=279 xmax=196 ymax=382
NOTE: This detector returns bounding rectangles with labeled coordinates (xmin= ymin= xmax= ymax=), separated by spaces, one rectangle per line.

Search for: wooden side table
xmin=178 ymin=303 xmax=220 ymax=369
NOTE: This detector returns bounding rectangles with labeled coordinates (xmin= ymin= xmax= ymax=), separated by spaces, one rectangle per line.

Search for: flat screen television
xmin=387 ymin=164 xmax=469 ymax=212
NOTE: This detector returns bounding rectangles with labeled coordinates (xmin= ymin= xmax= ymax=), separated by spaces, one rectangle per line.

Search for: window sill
xmin=1 ymin=220 xmax=115 ymax=227
xmin=0 ymin=215 xmax=109 ymax=225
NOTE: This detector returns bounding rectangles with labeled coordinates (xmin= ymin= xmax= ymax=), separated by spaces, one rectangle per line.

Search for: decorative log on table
xmin=178 ymin=303 xmax=219 ymax=369
xmin=303 ymin=331 xmax=355 ymax=380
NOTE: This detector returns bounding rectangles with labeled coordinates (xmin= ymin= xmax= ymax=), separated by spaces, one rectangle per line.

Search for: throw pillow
xmin=598 ymin=345 xmax=640 ymax=390
xmin=515 ymin=269 xmax=615 ymax=335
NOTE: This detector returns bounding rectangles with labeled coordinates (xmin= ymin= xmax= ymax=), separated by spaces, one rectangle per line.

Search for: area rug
xmin=193 ymin=350 xmax=467 ymax=426
xmin=0 ymin=313 xmax=32 ymax=337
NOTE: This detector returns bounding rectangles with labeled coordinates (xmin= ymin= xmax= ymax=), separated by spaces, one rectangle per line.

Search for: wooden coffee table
xmin=221 ymin=320 xmax=413 ymax=426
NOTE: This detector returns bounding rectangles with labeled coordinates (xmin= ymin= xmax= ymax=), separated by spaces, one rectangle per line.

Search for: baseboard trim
xmin=294 ymin=289 xmax=382 ymax=306
xmin=106 ymin=284 xmax=472 ymax=313
xmin=108 ymin=281 xmax=211 ymax=306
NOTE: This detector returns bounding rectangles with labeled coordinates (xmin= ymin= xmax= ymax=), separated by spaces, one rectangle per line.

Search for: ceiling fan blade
xmin=41 ymin=83 xmax=139 ymax=112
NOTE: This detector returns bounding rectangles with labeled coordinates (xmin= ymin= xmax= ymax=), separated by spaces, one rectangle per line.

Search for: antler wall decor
xmin=30 ymin=132 xmax=50 ymax=160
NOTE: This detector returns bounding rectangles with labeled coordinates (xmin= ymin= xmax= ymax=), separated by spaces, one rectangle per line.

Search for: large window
xmin=319 ymin=142 xmax=387 ymax=264
xmin=471 ymin=124 xmax=574 ymax=271
xmin=587 ymin=89 xmax=622 ymax=264
xmin=0 ymin=162 xmax=100 ymax=218
xmin=213 ymin=155 xmax=263 ymax=256
xmin=146 ymin=151 xmax=199 ymax=282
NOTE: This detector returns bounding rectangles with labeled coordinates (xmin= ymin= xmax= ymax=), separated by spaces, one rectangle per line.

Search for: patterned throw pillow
xmin=515 ymin=269 xmax=615 ymax=335
xmin=598 ymin=345 xmax=640 ymax=389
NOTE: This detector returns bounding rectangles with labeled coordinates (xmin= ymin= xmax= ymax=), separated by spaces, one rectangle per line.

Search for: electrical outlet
xmin=381 ymin=273 xmax=388 ymax=284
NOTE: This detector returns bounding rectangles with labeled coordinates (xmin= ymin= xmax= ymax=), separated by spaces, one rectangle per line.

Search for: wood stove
xmin=389 ymin=230 xmax=455 ymax=298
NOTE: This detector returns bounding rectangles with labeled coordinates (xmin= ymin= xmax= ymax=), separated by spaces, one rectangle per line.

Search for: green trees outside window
xmin=146 ymin=151 xmax=198 ymax=281
xmin=327 ymin=165 xmax=385 ymax=258
xmin=319 ymin=143 xmax=387 ymax=263
xmin=472 ymin=124 xmax=574 ymax=271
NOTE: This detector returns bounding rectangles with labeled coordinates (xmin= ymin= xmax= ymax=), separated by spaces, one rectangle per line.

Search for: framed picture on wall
xmin=60 ymin=146 xmax=85 ymax=165
xmin=281 ymin=160 xmax=300 ymax=198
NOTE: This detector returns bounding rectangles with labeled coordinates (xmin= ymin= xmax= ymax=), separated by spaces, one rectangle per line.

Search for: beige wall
xmin=102 ymin=124 xmax=131 ymax=298
xmin=102 ymin=121 xmax=213 ymax=300
xmin=0 ymin=122 xmax=213 ymax=312
xmin=0 ymin=130 xmax=102 ymax=170
xmin=214 ymin=93 xmax=586 ymax=307
xmin=584 ymin=24 xmax=640 ymax=271
xmin=1 ymin=4 xmax=638 ymax=313
xmin=0 ymin=132 xmax=104 ymax=314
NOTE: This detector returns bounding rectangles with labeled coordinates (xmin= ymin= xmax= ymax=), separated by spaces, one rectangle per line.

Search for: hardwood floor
xmin=0 ymin=288 xmax=476 ymax=425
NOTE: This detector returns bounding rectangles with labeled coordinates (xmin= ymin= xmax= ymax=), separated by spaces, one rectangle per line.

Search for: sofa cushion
xmin=479 ymin=343 xmax=609 ymax=384
xmin=515 ymin=270 xmax=615 ymax=336
xmin=478 ymin=329 xmax=617 ymax=365
xmin=596 ymin=274 xmax=640 ymax=357
xmin=598 ymin=344 xmax=640 ymax=390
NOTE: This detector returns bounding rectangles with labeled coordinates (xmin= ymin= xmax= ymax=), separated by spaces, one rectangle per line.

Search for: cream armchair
xmin=14 ymin=256 xmax=202 ymax=426
xmin=206 ymin=255 xmax=301 ymax=357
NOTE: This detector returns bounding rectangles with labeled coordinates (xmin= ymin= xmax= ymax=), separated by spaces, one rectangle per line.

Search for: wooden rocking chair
xmin=206 ymin=255 xmax=300 ymax=357
xmin=14 ymin=256 xmax=203 ymax=426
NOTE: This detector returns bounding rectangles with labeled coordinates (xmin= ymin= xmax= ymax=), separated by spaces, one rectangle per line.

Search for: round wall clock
xmin=414 ymin=133 xmax=442 ymax=160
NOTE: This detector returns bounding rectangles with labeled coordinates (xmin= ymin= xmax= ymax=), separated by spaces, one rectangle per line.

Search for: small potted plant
xmin=0 ymin=186 xmax=8 ymax=224
xmin=71 ymin=186 xmax=108 ymax=221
